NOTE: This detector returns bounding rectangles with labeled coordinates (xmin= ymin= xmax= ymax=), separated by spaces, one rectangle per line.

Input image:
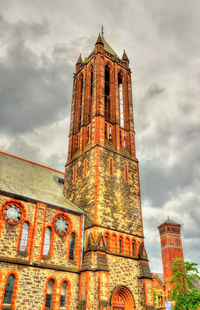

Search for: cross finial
xmin=101 ymin=25 xmax=104 ymax=37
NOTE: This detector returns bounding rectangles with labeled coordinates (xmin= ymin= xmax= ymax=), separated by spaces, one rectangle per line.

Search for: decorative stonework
xmin=1 ymin=199 xmax=26 ymax=225
xmin=52 ymin=213 xmax=72 ymax=237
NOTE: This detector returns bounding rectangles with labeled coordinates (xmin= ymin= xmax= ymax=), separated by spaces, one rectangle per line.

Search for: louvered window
xmin=118 ymin=73 xmax=124 ymax=128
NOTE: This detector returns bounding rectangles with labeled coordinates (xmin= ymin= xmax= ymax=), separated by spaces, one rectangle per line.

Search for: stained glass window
xmin=69 ymin=233 xmax=76 ymax=260
xmin=45 ymin=279 xmax=54 ymax=308
xmin=60 ymin=281 xmax=67 ymax=308
xmin=19 ymin=222 xmax=29 ymax=252
xmin=3 ymin=274 xmax=15 ymax=305
xmin=43 ymin=227 xmax=51 ymax=256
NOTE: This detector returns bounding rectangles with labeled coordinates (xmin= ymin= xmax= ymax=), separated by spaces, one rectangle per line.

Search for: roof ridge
xmin=0 ymin=151 xmax=64 ymax=174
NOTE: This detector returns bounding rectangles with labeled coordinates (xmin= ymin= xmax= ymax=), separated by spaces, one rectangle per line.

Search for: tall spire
xmin=101 ymin=25 xmax=104 ymax=38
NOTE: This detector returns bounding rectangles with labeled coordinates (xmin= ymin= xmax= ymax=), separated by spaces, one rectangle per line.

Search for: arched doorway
xmin=111 ymin=286 xmax=135 ymax=310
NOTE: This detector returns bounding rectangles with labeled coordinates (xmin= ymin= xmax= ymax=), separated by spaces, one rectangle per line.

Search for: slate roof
xmin=159 ymin=217 xmax=180 ymax=227
xmin=140 ymin=262 xmax=152 ymax=279
xmin=153 ymin=273 xmax=165 ymax=286
xmin=90 ymin=33 xmax=120 ymax=59
xmin=0 ymin=152 xmax=83 ymax=214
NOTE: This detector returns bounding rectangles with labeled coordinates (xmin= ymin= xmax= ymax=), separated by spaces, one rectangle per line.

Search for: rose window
xmin=53 ymin=213 xmax=72 ymax=237
xmin=1 ymin=200 xmax=25 ymax=225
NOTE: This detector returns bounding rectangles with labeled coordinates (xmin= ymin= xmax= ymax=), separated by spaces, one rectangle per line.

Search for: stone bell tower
xmin=64 ymin=31 xmax=155 ymax=310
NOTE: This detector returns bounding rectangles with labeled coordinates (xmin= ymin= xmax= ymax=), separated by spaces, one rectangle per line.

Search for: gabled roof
xmin=0 ymin=152 xmax=83 ymax=214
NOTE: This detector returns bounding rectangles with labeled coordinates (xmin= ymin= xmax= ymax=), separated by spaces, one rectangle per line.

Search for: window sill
xmin=42 ymin=255 xmax=50 ymax=260
xmin=2 ymin=305 xmax=12 ymax=310
xmin=69 ymin=258 xmax=77 ymax=265
xmin=17 ymin=250 xmax=28 ymax=257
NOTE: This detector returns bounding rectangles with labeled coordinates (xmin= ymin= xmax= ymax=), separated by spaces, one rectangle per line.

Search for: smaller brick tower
xmin=158 ymin=218 xmax=184 ymax=287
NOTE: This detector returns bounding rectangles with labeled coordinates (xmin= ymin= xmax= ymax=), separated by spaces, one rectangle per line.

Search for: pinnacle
xmin=122 ymin=49 xmax=129 ymax=61
xmin=95 ymin=33 xmax=104 ymax=45
xmin=76 ymin=54 xmax=82 ymax=65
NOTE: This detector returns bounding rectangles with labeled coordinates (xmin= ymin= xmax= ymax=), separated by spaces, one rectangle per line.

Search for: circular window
xmin=53 ymin=213 xmax=72 ymax=237
xmin=1 ymin=200 xmax=26 ymax=225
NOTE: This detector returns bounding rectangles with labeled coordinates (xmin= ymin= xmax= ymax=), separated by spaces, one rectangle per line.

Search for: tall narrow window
xmin=90 ymin=67 xmax=93 ymax=97
xmin=78 ymin=76 xmax=83 ymax=130
xmin=112 ymin=234 xmax=117 ymax=252
xmin=105 ymin=65 xmax=110 ymax=121
xmin=109 ymin=125 xmax=112 ymax=141
xmin=3 ymin=274 xmax=15 ymax=305
xmin=43 ymin=227 xmax=51 ymax=256
xmin=118 ymin=73 xmax=124 ymax=128
xmin=119 ymin=238 xmax=122 ymax=253
xmin=60 ymin=281 xmax=68 ymax=309
xmin=125 ymin=237 xmax=130 ymax=255
xmin=88 ymin=67 xmax=93 ymax=123
xmin=19 ymin=222 xmax=29 ymax=252
xmin=104 ymin=234 xmax=109 ymax=250
xmin=69 ymin=233 xmax=76 ymax=260
xmin=132 ymin=242 xmax=135 ymax=256
xmin=45 ymin=279 xmax=54 ymax=308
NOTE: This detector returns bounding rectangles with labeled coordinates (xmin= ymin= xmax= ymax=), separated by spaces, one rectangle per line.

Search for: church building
xmin=0 ymin=32 xmax=155 ymax=309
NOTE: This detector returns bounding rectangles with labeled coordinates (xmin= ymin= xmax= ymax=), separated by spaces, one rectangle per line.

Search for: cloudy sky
xmin=0 ymin=0 xmax=200 ymax=273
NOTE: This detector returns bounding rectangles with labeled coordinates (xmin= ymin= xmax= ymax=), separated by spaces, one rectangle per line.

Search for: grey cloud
xmin=0 ymin=0 xmax=200 ymax=272
xmin=0 ymin=16 xmax=74 ymax=135
xmin=145 ymin=84 xmax=165 ymax=99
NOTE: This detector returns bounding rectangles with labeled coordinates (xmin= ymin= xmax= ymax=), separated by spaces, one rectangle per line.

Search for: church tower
xmin=64 ymin=31 xmax=155 ymax=310
xmin=158 ymin=218 xmax=184 ymax=287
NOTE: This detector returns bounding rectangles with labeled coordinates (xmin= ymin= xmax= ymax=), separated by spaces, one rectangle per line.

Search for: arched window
xmin=60 ymin=281 xmax=68 ymax=309
xmin=118 ymin=73 xmax=124 ymax=128
xmin=88 ymin=67 xmax=93 ymax=123
xmin=90 ymin=67 xmax=93 ymax=98
xmin=69 ymin=233 xmax=76 ymax=260
xmin=105 ymin=236 xmax=108 ymax=248
xmin=45 ymin=279 xmax=54 ymax=308
xmin=119 ymin=239 xmax=122 ymax=253
xmin=19 ymin=222 xmax=29 ymax=252
xmin=104 ymin=233 xmax=110 ymax=250
xmin=43 ymin=227 xmax=51 ymax=256
xmin=3 ymin=274 xmax=15 ymax=305
xmin=105 ymin=64 xmax=110 ymax=121
xmin=132 ymin=241 xmax=135 ymax=256
xmin=111 ymin=234 xmax=117 ymax=252
xmin=125 ymin=237 xmax=130 ymax=255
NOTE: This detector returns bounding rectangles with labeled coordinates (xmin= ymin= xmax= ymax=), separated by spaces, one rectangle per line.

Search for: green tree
xmin=170 ymin=258 xmax=200 ymax=310
xmin=153 ymin=288 xmax=164 ymax=307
